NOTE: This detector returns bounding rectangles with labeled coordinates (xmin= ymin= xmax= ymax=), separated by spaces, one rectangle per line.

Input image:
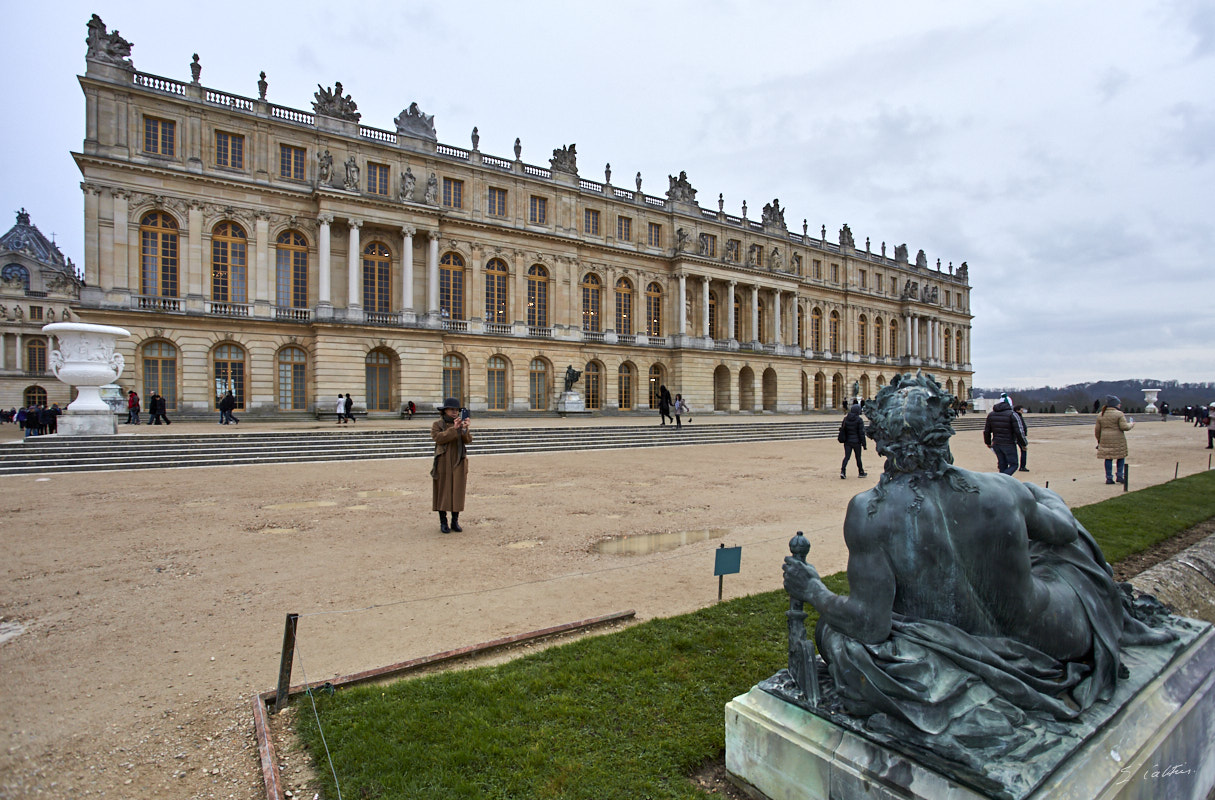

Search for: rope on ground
xmin=295 ymin=643 xmax=344 ymax=800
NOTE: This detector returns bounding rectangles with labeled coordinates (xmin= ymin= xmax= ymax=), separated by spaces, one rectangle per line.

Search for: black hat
xmin=1106 ymin=395 xmax=1121 ymax=407
xmin=437 ymin=397 xmax=461 ymax=411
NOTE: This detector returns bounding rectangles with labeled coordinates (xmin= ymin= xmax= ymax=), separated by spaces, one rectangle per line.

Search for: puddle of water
xmin=0 ymin=620 xmax=27 ymax=645
xmin=595 ymin=528 xmax=728 ymax=555
xmin=35 ymin=478 xmax=50 ymax=482
xmin=262 ymin=501 xmax=338 ymax=510
xmin=505 ymin=539 xmax=544 ymax=549
xmin=356 ymin=489 xmax=412 ymax=498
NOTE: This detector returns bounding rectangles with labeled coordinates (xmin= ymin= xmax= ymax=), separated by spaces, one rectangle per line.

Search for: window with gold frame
xmin=214 ymin=343 xmax=246 ymax=409
xmin=618 ymin=363 xmax=634 ymax=410
xmin=143 ymin=341 xmax=177 ymax=410
xmin=617 ymin=216 xmax=632 ymax=241
xmin=215 ymin=131 xmax=244 ymax=169
xmin=529 ymin=195 xmax=547 ymax=224
xmin=140 ymin=212 xmax=179 ymax=297
xmin=584 ymin=209 xmax=600 ymax=236
xmin=211 ymin=222 xmax=248 ymax=303
xmin=528 ymin=358 xmax=548 ymax=410
xmin=487 ymin=355 xmax=507 ymax=410
xmin=581 ymin=273 xmax=601 ymax=332
xmin=144 ymin=116 xmax=175 ymax=156
xmin=440 ymin=253 xmax=465 ymax=319
xmin=645 ymin=282 xmax=662 ymax=337
xmin=858 ymin=315 xmax=868 ymax=355
xmin=615 ymin=277 xmax=633 ymax=334
xmin=442 ymin=353 xmax=464 ymax=405
xmin=26 ymin=338 xmax=47 ymax=373
xmin=485 ymin=258 xmax=508 ymax=323
xmin=487 ymin=187 xmax=508 ymax=217
xmin=277 ymin=346 xmax=307 ymax=410
xmin=366 ymin=350 xmax=393 ymax=411
xmin=527 ymin=264 xmax=548 ymax=328
xmin=647 ymin=222 xmax=662 ymax=247
xmin=874 ymin=317 xmax=883 ymax=357
xmin=275 ymin=231 xmax=309 ymax=309
xmin=811 ymin=308 xmax=822 ymax=350
xmin=829 ymin=310 xmax=840 ymax=351
xmin=368 ymin=162 xmax=390 ymax=196
xmin=279 ymin=144 xmax=306 ymax=180
xmin=647 ymin=364 xmax=664 ymax=408
xmin=584 ymin=361 xmax=602 ymax=410
xmin=443 ymin=178 xmax=464 ymax=209
xmin=362 ymin=242 xmax=392 ymax=313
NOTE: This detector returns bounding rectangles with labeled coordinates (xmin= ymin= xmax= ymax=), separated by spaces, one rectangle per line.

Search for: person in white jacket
xmin=335 ymin=394 xmax=346 ymax=424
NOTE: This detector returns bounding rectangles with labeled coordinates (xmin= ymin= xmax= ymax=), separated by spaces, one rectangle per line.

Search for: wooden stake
xmin=273 ymin=613 xmax=298 ymax=713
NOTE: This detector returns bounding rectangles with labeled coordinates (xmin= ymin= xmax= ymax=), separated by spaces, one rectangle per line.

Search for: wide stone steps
xmin=0 ymin=415 xmax=1088 ymax=476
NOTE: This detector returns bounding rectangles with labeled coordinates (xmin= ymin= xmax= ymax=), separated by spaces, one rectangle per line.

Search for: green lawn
xmin=295 ymin=470 xmax=1215 ymax=799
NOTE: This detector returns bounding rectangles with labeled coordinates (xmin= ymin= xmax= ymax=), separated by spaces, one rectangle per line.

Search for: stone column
xmin=254 ymin=213 xmax=270 ymax=304
xmin=470 ymin=248 xmax=484 ymax=322
xmin=0 ymin=333 xmax=6 ymax=370
xmin=677 ymin=273 xmax=687 ymax=335
xmin=702 ymin=276 xmax=711 ymax=338
xmin=347 ymin=219 xmax=362 ymax=308
xmin=82 ymin=184 xmax=101 ymax=289
xmin=727 ymin=281 xmax=736 ymax=341
xmin=401 ymin=226 xmax=415 ymax=313
xmin=427 ymin=231 xmax=440 ymax=316
xmin=751 ymin=285 xmax=759 ymax=344
xmin=793 ymin=297 xmax=801 ymax=349
xmin=187 ymin=202 xmax=204 ymax=298
xmin=514 ymin=254 xmax=527 ymax=327
xmin=317 ymin=213 xmax=333 ymax=306
xmin=15 ymin=333 xmax=23 ymax=371
xmin=112 ymin=190 xmax=130 ymax=292
xmin=773 ymin=289 xmax=782 ymax=346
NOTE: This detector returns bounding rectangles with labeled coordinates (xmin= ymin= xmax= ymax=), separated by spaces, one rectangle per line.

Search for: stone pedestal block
xmin=56 ymin=410 xmax=118 ymax=436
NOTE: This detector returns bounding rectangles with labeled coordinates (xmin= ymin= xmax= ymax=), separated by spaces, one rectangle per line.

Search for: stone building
xmin=72 ymin=16 xmax=972 ymax=418
xmin=0 ymin=209 xmax=84 ymax=410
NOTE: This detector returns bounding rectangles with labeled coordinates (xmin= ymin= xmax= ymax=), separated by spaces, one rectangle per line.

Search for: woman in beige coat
xmin=1094 ymin=395 xmax=1133 ymax=485
xmin=431 ymin=397 xmax=473 ymax=532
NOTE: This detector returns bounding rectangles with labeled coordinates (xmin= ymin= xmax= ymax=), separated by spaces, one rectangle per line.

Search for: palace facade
xmin=73 ymin=16 xmax=972 ymax=418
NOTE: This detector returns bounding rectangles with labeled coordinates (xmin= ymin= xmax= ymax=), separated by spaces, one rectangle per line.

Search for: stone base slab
xmin=726 ymin=626 xmax=1215 ymax=800
xmin=55 ymin=411 xmax=118 ymax=436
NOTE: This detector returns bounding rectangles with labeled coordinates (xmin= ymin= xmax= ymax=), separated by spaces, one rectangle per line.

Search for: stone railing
xmin=271 ymin=104 xmax=314 ymax=126
xmin=360 ymin=125 xmax=396 ymax=143
xmin=443 ymin=318 xmax=468 ymax=332
xmin=275 ymin=306 xmax=311 ymax=322
xmin=528 ymin=325 xmax=553 ymax=338
xmin=579 ymin=179 xmax=605 ymax=193
xmin=617 ymin=333 xmax=635 ymax=345
xmin=523 ymin=164 xmax=552 ymax=179
xmin=485 ymin=322 xmax=512 ymax=336
xmin=206 ymin=89 xmax=255 ymax=112
xmin=364 ymin=311 xmax=399 ymax=326
xmin=133 ymin=71 xmax=187 ymax=95
xmin=481 ymin=154 xmax=513 ymax=171
xmin=436 ymin=144 xmax=470 ymax=161
xmin=135 ymin=294 xmax=182 ymax=312
xmin=583 ymin=330 xmax=605 ymax=343
xmin=205 ymin=301 xmax=251 ymax=317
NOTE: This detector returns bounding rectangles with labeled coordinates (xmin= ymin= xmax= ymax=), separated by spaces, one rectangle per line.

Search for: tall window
xmin=440 ymin=253 xmax=465 ymax=319
xmin=26 ymin=338 xmax=46 ymax=373
xmin=647 ymin=222 xmax=662 ymax=247
xmin=757 ymin=299 xmax=767 ymax=343
xmin=442 ymin=178 xmax=463 ymax=209
xmin=829 ymin=311 xmax=840 ymax=351
xmin=874 ymin=317 xmax=883 ymax=357
xmin=277 ymin=346 xmax=307 ymax=410
xmin=812 ymin=259 xmax=822 ymax=279
xmin=956 ymin=330 xmax=964 ymax=363
xmin=215 ymin=131 xmax=244 ymax=169
xmin=615 ymin=278 xmax=633 ymax=334
xmin=484 ymin=259 xmax=508 ymax=324
xmin=487 ymin=356 xmax=507 ymax=410
xmin=276 ymin=231 xmax=308 ymax=308
xmin=143 ymin=341 xmax=177 ymax=410
xmin=860 ymin=269 xmax=868 ymax=289
xmin=144 ymin=117 xmax=175 ymax=156
xmin=529 ymin=359 xmax=548 ymax=410
xmin=943 ymin=328 xmax=952 ymax=363
xmin=279 ymin=144 xmax=305 ymax=180
xmin=581 ymin=273 xmax=601 ymax=332
xmin=529 ymin=196 xmax=547 ymax=224
xmin=140 ymin=212 xmax=178 ymax=297
xmin=830 ymin=263 xmax=839 ymax=283
xmin=890 ymin=320 xmax=899 ymax=357
xmin=214 ymin=343 xmax=246 ymax=409
xmin=442 ymin=354 xmax=464 ymax=405
xmin=585 ymin=362 xmax=602 ymax=410
xmin=487 ymin=187 xmax=507 ymax=217
xmin=858 ymin=315 xmax=868 ymax=356
xmin=701 ymin=233 xmax=717 ymax=258
xmin=708 ymin=294 xmax=717 ymax=339
xmin=368 ymin=162 xmax=389 ymax=196
xmin=527 ymin=265 xmax=548 ymax=328
xmin=811 ymin=308 xmax=822 ymax=351
xmin=733 ymin=296 xmax=742 ymax=341
xmin=211 ymin=222 xmax=247 ymax=303
xmin=645 ymin=282 xmax=662 ymax=337
xmin=584 ymin=209 xmax=600 ymax=235
xmin=648 ymin=365 xmax=663 ymax=408
xmin=617 ymin=216 xmax=632 ymax=241
xmin=618 ymin=363 xmax=634 ymax=410
xmin=362 ymin=242 xmax=391 ymax=313
xmin=366 ymin=351 xmax=392 ymax=411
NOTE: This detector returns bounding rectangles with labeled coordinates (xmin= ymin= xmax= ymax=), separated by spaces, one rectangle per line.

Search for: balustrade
xmin=205 ymin=301 xmax=251 ymax=317
xmin=135 ymin=295 xmax=182 ymax=312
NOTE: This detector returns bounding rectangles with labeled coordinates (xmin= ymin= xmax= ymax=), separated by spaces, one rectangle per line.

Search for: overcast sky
xmin=4 ymin=1 xmax=1212 ymax=389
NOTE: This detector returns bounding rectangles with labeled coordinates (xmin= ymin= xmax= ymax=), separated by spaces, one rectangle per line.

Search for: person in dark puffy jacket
xmin=839 ymin=403 xmax=868 ymax=479
xmin=983 ymin=399 xmax=1027 ymax=475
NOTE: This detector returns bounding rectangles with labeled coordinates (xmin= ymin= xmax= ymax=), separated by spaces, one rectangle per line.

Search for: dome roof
xmin=0 ymin=208 xmax=73 ymax=270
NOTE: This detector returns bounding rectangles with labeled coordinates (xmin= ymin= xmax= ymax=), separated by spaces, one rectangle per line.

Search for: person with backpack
xmin=838 ymin=403 xmax=868 ymax=479
xmin=983 ymin=395 xmax=1027 ymax=476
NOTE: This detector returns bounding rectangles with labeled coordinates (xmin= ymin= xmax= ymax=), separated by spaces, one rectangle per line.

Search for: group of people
xmin=5 ymin=404 xmax=61 ymax=436
xmin=334 ymin=393 xmax=357 ymax=424
xmin=656 ymin=385 xmax=692 ymax=428
xmin=124 ymin=390 xmax=172 ymax=425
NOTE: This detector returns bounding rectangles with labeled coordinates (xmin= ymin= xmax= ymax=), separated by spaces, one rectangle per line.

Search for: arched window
xmin=529 ymin=358 xmax=548 ymax=411
xmin=618 ymin=363 xmax=635 ymax=410
xmin=362 ymin=242 xmax=391 ymax=313
xmin=24 ymin=386 xmax=47 ymax=407
xmin=214 ymin=343 xmax=246 ymax=409
xmin=615 ymin=278 xmax=633 ymax=334
xmin=877 ymin=374 xmax=886 ymax=390
xmin=797 ymin=306 xmax=806 ymax=349
xmin=211 ymin=221 xmax=247 ymax=303
xmin=858 ymin=315 xmax=868 ymax=356
xmin=487 ymin=356 xmax=507 ymax=410
xmin=527 ymin=265 xmax=548 ymax=328
xmin=442 ymin=353 xmax=464 ymax=405
xmin=581 ymin=273 xmax=601 ymax=332
xmin=943 ymin=328 xmax=952 ymax=363
xmin=26 ymin=337 xmax=47 ymax=374
xmin=140 ymin=212 xmax=178 ymax=297
xmin=814 ymin=372 xmax=826 ymax=409
xmin=143 ymin=341 xmax=177 ymax=410
xmin=829 ymin=310 xmax=840 ymax=352
xmin=957 ymin=380 xmax=967 ymax=402
xmin=648 ymin=364 xmax=664 ymax=408
xmin=645 ymin=282 xmax=663 ymax=337
xmin=889 ymin=319 xmax=899 ymax=358
xmin=831 ymin=372 xmax=843 ymax=409
xmin=708 ymin=293 xmax=718 ymax=339
xmin=278 ymin=346 xmax=307 ymax=410
xmin=485 ymin=258 xmax=508 ymax=324
xmin=366 ymin=350 xmax=392 ymax=411
xmin=874 ymin=317 xmax=883 ymax=357
xmin=585 ymin=362 xmax=602 ymax=409
xmin=440 ymin=253 xmax=465 ymax=320
xmin=276 ymin=230 xmax=308 ymax=309
xmin=811 ymin=308 xmax=822 ymax=351
xmin=860 ymin=375 xmax=870 ymax=399
xmin=2 ymin=264 xmax=30 ymax=291
xmin=956 ymin=330 xmax=964 ymax=364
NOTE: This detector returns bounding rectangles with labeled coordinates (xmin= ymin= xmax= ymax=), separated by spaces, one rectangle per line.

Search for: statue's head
xmin=865 ymin=372 xmax=956 ymax=474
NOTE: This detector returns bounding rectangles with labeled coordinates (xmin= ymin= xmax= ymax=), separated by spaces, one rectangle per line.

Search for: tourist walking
xmin=126 ymin=390 xmax=140 ymax=425
xmin=983 ymin=396 xmax=1026 ymax=476
xmin=148 ymin=393 xmax=171 ymax=425
xmin=673 ymin=394 xmax=691 ymax=429
xmin=218 ymin=390 xmax=239 ymax=425
xmin=1094 ymin=395 xmax=1133 ymax=485
xmin=658 ymin=385 xmax=673 ymax=426
xmin=1013 ymin=405 xmax=1029 ymax=472
xmin=431 ymin=397 xmax=472 ymax=533
xmin=343 ymin=393 xmax=356 ymax=424
xmin=335 ymin=394 xmax=346 ymax=424
xmin=838 ymin=403 xmax=868 ymax=478
xmin=1206 ymin=403 xmax=1214 ymax=450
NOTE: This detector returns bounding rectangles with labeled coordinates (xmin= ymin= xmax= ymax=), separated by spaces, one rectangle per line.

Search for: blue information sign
xmin=714 ymin=545 xmax=742 ymax=576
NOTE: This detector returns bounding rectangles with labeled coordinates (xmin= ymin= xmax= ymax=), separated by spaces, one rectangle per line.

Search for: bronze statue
xmin=563 ymin=365 xmax=581 ymax=394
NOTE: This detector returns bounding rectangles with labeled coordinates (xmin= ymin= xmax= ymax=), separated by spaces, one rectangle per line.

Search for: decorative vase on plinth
xmin=1142 ymin=387 xmax=1161 ymax=415
xmin=42 ymin=322 xmax=130 ymax=436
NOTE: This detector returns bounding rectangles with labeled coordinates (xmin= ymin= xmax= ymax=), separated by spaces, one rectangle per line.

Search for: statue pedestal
xmin=55 ymin=410 xmax=118 ymax=437
xmin=726 ymin=623 xmax=1215 ymax=800
xmin=556 ymin=391 xmax=587 ymax=415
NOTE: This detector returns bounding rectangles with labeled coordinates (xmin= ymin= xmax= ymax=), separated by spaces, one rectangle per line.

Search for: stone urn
xmin=1142 ymin=387 xmax=1161 ymax=415
xmin=42 ymin=322 xmax=130 ymax=435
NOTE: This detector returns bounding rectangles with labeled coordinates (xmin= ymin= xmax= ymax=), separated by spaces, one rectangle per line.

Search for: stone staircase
xmin=0 ymin=416 xmax=1092 ymax=476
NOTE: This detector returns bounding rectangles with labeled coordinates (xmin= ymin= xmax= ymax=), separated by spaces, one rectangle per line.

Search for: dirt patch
xmin=1111 ymin=518 xmax=1215 ymax=582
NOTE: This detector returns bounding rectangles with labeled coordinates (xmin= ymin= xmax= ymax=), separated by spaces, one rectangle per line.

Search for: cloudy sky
xmin=4 ymin=1 xmax=1212 ymax=389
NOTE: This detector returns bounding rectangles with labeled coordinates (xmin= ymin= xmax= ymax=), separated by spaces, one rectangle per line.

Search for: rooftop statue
xmin=838 ymin=223 xmax=855 ymax=249
xmin=762 ymin=198 xmax=787 ymax=230
xmin=395 ymin=103 xmax=437 ymax=141
xmin=915 ymin=248 xmax=928 ymax=269
xmin=666 ymin=171 xmax=697 ymax=204
xmin=313 ymin=82 xmax=361 ymax=122
xmin=550 ymin=144 xmax=578 ymax=175
xmin=777 ymin=372 xmax=1176 ymax=782
xmin=85 ymin=15 xmax=134 ymax=69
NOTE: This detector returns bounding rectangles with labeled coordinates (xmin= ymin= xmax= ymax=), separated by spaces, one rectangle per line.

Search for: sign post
xmin=713 ymin=543 xmax=742 ymax=601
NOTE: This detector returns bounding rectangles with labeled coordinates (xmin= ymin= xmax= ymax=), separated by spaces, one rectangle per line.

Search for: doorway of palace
xmin=713 ymin=365 xmax=731 ymax=411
